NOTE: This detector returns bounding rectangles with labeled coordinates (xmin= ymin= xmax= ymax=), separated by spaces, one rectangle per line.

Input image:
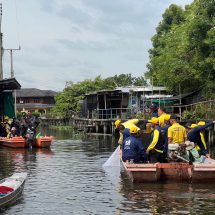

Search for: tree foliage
xmin=52 ymin=74 xmax=146 ymax=116
xmin=146 ymin=0 xmax=215 ymax=96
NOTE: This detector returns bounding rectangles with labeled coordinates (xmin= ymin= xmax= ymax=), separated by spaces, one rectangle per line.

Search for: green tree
xmin=146 ymin=0 xmax=215 ymax=97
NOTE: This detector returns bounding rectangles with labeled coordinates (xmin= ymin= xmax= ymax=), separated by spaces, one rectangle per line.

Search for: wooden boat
xmin=122 ymin=158 xmax=215 ymax=183
xmin=0 ymin=137 xmax=26 ymax=148
xmin=32 ymin=136 xmax=53 ymax=148
xmin=0 ymin=173 xmax=27 ymax=208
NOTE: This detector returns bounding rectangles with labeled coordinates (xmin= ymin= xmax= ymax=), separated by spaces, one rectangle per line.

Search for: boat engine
xmin=168 ymin=143 xmax=190 ymax=163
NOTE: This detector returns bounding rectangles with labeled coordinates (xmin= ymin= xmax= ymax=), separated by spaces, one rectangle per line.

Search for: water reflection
xmin=118 ymin=172 xmax=215 ymax=214
xmin=0 ymin=128 xmax=214 ymax=214
xmin=0 ymin=147 xmax=54 ymax=179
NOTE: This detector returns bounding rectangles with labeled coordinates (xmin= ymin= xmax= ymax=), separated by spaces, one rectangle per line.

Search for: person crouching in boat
xmin=185 ymin=120 xmax=215 ymax=158
xmin=146 ymin=117 xmax=166 ymax=163
xmin=122 ymin=126 xmax=146 ymax=164
xmin=114 ymin=119 xmax=139 ymax=148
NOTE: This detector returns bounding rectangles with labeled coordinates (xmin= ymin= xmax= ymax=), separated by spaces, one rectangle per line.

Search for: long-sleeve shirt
xmin=122 ymin=135 xmax=145 ymax=163
xmin=147 ymin=126 xmax=166 ymax=153
xmin=187 ymin=122 xmax=213 ymax=155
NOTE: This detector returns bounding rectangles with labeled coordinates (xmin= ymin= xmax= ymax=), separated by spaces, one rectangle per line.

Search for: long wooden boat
xmin=0 ymin=136 xmax=53 ymax=148
xmin=0 ymin=137 xmax=26 ymax=148
xmin=0 ymin=173 xmax=27 ymax=208
xmin=122 ymin=158 xmax=215 ymax=183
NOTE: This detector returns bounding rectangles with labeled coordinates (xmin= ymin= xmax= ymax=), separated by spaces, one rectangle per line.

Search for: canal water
xmin=0 ymin=129 xmax=215 ymax=214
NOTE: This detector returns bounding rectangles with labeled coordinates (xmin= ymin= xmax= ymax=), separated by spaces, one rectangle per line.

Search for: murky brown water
xmin=0 ymin=129 xmax=215 ymax=214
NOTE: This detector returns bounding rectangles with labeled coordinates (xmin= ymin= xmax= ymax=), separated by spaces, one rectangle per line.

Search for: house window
xmin=34 ymin=99 xmax=40 ymax=103
xmin=23 ymin=99 xmax=30 ymax=103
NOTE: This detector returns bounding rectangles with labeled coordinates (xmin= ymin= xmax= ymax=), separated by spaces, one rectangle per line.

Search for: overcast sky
xmin=2 ymin=0 xmax=193 ymax=91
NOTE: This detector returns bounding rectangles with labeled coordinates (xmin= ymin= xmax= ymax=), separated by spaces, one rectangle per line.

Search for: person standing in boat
xmin=122 ymin=126 xmax=146 ymax=163
xmin=168 ymin=115 xmax=187 ymax=144
xmin=160 ymin=114 xmax=171 ymax=158
xmin=158 ymin=107 xmax=169 ymax=127
xmin=149 ymin=103 xmax=158 ymax=118
xmin=20 ymin=112 xmax=28 ymax=137
xmin=185 ymin=120 xmax=215 ymax=158
xmin=146 ymin=117 xmax=166 ymax=163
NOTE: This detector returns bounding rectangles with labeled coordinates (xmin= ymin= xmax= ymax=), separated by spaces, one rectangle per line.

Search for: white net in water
xmin=103 ymin=145 xmax=120 ymax=167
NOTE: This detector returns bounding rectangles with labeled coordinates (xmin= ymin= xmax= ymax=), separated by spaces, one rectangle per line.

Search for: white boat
xmin=0 ymin=173 xmax=27 ymax=208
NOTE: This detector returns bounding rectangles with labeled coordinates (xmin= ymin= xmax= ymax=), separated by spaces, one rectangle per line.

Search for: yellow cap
xmin=114 ymin=119 xmax=121 ymax=127
xmin=190 ymin=124 xmax=197 ymax=128
xmin=4 ymin=116 xmax=9 ymax=120
xmin=130 ymin=126 xmax=138 ymax=134
xmin=163 ymin=114 xmax=171 ymax=121
xmin=148 ymin=117 xmax=159 ymax=124
xmin=197 ymin=121 xmax=205 ymax=126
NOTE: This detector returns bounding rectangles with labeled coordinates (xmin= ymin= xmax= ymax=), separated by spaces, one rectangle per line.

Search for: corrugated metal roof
xmin=16 ymin=88 xmax=57 ymax=98
xmin=16 ymin=103 xmax=55 ymax=108
xmin=116 ymin=86 xmax=166 ymax=92
xmin=0 ymin=78 xmax=21 ymax=91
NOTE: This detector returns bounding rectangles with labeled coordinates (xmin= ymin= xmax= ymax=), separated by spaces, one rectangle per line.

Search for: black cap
xmin=170 ymin=115 xmax=177 ymax=120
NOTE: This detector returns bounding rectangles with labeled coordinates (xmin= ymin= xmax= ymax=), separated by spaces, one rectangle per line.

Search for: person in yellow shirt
xmin=168 ymin=115 xmax=187 ymax=144
xmin=158 ymin=107 xmax=170 ymax=127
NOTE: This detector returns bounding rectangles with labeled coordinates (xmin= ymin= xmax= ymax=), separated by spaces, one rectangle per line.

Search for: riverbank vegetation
xmin=146 ymin=0 xmax=215 ymax=97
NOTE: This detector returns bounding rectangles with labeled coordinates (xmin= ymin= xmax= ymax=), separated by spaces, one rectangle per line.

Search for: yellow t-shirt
xmin=122 ymin=119 xmax=140 ymax=130
xmin=168 ymin=123 xmax=187 ymax=144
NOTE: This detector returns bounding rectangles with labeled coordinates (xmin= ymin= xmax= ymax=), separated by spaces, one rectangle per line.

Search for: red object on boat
xmin=0 ymin=186 xmax=14 ymax=194
xmin=0 ymin=137 xmax=26 ymax=148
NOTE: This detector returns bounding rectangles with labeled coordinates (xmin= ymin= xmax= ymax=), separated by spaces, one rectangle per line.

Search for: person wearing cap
xmin=122 ymin=126 xmax=146 ymax=163
xmin=4 ymin=116 xmax=11 ymax=138
xmin=114 ymin=119 xmax=140 ymax=147
xmin=146 ymin=117 xmax=166 ymax=163
xmin=186 ymin=120 xmax=215 ymax=157
xmin=149 ymin=103 xmax=158 ymax=118
xmin=117 ymin=124 xmax=130 ymax=148
xmin=160 ymin=114 xmax=171 ymax=156
xmin=7 ymin=127 xmax=18 ymax=138
xmin=168 ymin=115 xmax=187 ymax=144
xmin=197 ymin=121 xmax=207 ymax=154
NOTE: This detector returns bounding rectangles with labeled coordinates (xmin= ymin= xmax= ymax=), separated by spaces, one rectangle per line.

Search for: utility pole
xmin=4 ymin=47 xmax=21 ymax=117
xmin=0 ymin=3 xmax=3 ymax=80
xmin=5 ymin=47 xmax=21 ymax=77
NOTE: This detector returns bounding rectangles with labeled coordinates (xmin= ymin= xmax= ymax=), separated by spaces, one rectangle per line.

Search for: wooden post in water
xmin=103 ymin=124 xmax=107 ymax=134
xmin=96 ymin=124 xmax=99 ymax=133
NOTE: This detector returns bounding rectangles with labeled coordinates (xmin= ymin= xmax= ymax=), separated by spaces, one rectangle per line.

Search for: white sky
xmin=1 ymin=0 xmax=193 ymax=91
